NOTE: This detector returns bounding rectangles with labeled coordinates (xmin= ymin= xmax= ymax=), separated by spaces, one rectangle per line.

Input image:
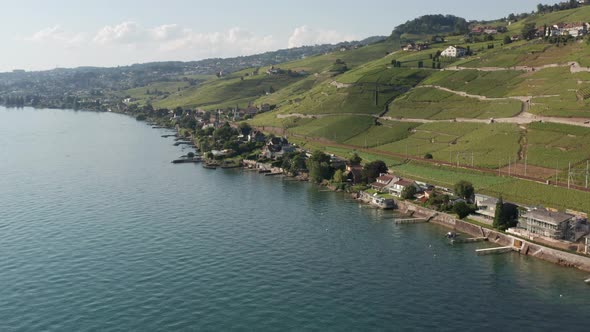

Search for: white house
xmin=441 ymin=45 xmax=467 ymax=58
xmin=389 ymin=179 xmax=417 ymax=197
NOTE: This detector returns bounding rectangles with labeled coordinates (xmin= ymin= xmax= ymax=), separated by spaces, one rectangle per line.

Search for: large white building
xmin=441 ymin=45 xmax=467 ymax=58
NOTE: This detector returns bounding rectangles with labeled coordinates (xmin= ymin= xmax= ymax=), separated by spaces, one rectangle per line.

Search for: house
xmin=260 ymin=137 xmax=295 ymax=159
xmin=518 ymin=209 xmax=575 ymax=239
xmin=563 ymin=23 xmax=588 ymax=37
xmin=402 ymin=43 xmax=430 ymax=51
xmin=474 ymin=194 xmax=499 ymax=220
xmin=371 ymin=173 xmax=399 ymax=192
xmin=389 ymin=179 xmax=416 ymax=197
xmin=441 ymin=46 xmax=467 ymax=58
xmin=345 ymin=164 xmax=363 ymax=184
xmin=248 ymin=130 xmax=266 ymax=143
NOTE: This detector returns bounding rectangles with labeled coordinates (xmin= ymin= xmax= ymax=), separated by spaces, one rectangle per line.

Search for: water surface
xmin=1 ymin=107 xmax=589 ymax=331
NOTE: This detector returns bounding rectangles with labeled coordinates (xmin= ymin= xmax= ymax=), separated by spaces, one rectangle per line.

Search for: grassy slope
xmin=139 ymin=6 xmax=590 ymax=212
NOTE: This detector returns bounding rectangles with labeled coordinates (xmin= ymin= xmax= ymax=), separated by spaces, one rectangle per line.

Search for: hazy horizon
xmin=2 ymin=0 xmax=552 ymax=72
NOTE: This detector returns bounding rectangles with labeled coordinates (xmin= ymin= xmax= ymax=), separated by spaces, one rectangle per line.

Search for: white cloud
xmin=92 ymin=22 xmax=278 ymax=58
xmin=288 ymin=25 xmax=358 ymax=48
xmin=93 ymin=21 xmax=148 ymax=45
xmin=25 ymin=25 xmax=85 ymax=46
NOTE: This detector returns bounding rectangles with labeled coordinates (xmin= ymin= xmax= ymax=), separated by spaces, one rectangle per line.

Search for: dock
xmin=171 ymin=158 xmax=201 ymax=164
xmin=451 ymin=237 xmax=488 ymax=244
xmin=476 ymin=246 xmax=514 ymax=256
xmin=394 ymin=218 xmax=427 ymax=224
xmin=173 ymin=141 xmax=193 ymax=146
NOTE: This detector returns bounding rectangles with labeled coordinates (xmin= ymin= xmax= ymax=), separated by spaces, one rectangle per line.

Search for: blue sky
xmin=1 ymin=0 xmax=551 ymax=71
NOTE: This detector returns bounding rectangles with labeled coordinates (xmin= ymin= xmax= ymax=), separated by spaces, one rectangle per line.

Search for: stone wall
xmin=396 ymin=200 xmax=590 ymax=272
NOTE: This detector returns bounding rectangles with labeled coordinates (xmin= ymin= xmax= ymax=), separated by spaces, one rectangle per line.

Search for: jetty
xmin=161 ymin=134 xmax=177 ymax=138
xmin=171 ymin=157 xmax=201 ymax=164
xmin=475 ymin=246 xmax=514 ymax=256
xmin=173 ymin=141 xmax=193 ymax=146
xmin=451 ymin=237 xmax=488 ymax=244
xmin=394 ymin=218 xmax=427 ymax=224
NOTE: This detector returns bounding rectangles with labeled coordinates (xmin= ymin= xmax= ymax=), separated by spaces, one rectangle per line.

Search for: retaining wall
xmin=396 ymin=200 xmax=590 ymax=272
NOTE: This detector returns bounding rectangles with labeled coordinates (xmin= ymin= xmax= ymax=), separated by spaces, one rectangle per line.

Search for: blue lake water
xmin=1 ymin=106 xmax=589 ymax=331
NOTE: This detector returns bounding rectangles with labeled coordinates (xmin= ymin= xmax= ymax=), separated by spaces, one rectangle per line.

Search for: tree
xmin=453 ymin=201 xmax=474 ymax=219
xmin=349 ymin=153 xmax=362 ymax=165
xmin=424 ymin=153 xmax=433 ymax=159
xmin=503 ymin=35 xmax=513 ymax=44
xmin=521 ymin=23 xmax=537 ymax=40
xmin=238 ymin=122 xmax=252 ymax=136
xmin=401 ymin=185 xmax=417 ymax=199
xmin=454 ymin=180 xmax=474 ymax=201
xmin=333 ymin=169 xmax=344 ymax=183
xmin=307 ymin=150 xmax=333 ymax=183
xmin=493 ymin=196 xmax=504 ymax=229
xmin=493 ymin=196 xmax=519 ymax=230
xmin=362 ymin=160 xmax=388 ymax=184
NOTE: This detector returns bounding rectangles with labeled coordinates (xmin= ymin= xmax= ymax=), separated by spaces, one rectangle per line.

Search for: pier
xmin=451 ymin=237 xmax=488 ymax=244
xmin=475 ymin=246 xmax=514 ymax=256
xmin=394 ymin=218 xmax=428 ymax=224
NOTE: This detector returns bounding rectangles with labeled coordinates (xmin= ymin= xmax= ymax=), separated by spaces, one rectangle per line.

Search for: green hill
xmin=116 ymin=3 xmax=590 ymax=210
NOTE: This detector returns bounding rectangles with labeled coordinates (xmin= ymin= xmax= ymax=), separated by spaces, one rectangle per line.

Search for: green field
xmin=344 ymin=121 xmax=421 ymax=147
xmin=390 ymin=87 xmax=522 ymax=119
xmin=525 ymin=122 xmax=590 ymax=169
xmin=421 ymin=70 xmax=525 ymax=98
xmin=287 ymin=115 xmax=375 ymax=143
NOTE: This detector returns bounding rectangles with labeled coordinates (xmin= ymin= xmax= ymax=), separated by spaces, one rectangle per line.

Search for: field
xmin=121 ymin=81 xmax=192 ymax=105
xmin=421 ymin=70 xmax=525 ymax=98
xmin=287 ymin=115 xmax=375 ymax=143
xmin=154 ymin=74 xmax=304 ymax=109
xmin=375 ymin=122 xmax=482 ymax=159
xmin=343 ymin=121 xmax=421 ymax=147
xmin=525 ymin=122 xmax=590 ymax=169
xmin=390 ymin=87 xmax=522 ymax=119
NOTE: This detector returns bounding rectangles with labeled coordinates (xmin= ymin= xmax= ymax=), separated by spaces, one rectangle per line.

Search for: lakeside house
xmin=389 ymin=179 xmax=417 ymax=197
xmin=441 ymin=46 xmax=467 ymax=58
xmin=371 ymin=173 xmax=399 ymax=192
xmin=518 ymin=209 xmax=575 ymax=239
xmin=345 ymin=164 xmax=363 ymax=184
xmin=474 ymin=194 xmax=499 ymax=221
xmin=260 ymin=137 xmax=296 ymax=159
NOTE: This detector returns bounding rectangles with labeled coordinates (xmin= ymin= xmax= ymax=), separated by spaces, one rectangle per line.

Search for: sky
xmin=0 ymin=0 xmax=554 ymax=72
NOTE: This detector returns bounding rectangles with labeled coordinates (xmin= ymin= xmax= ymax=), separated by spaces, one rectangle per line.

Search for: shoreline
xmin=395 ymin=200 xmax=590 ymax=273
xmin=156 ymin=120 xmax=590 ymax=274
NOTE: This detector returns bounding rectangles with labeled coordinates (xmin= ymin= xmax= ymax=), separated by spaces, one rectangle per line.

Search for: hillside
xmin=6 ymin=2 xmax=590 ymax=209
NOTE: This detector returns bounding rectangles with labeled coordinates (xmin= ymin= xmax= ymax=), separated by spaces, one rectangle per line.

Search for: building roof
xmin=372 ymin=182 xmax=388 ymax=189
xmin=394 ymin=179 xmax=414 ymax=187
xmin=523 ymin=209 xmax=574 ymax=226
xmin=376 ymin=174 xmax=396 ymax=183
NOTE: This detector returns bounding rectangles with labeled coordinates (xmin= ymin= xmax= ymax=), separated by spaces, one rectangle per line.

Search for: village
xmin=157 ymin=104 xmax=590 ymax=259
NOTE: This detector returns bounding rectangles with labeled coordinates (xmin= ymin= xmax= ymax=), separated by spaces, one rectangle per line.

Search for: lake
xmin=0 ymin=107 xmax=589 ymax=331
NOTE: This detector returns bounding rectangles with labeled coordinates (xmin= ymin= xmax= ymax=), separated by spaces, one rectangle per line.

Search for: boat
xmin=584 ymin=277 xmax=590 ymax=285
